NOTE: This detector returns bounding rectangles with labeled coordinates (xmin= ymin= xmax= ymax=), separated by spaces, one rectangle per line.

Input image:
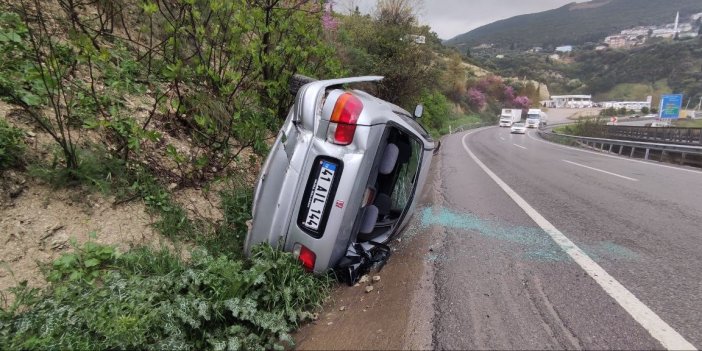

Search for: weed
xmin=29 ymin=146 xmax=132 ymax=195
xmin=46 ymin=236 xmax=120 ymax=284
xmin=0 ymin=118 xmax=26 ymax=171
xmin=0 ymin=243 xmax=331 ymax=350
xmin=203 ymin=181 xmax=254 ymax=258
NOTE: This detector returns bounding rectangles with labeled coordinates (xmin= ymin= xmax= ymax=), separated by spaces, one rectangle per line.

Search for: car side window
xmin=390 ymin=137 xmax=421 ymax=211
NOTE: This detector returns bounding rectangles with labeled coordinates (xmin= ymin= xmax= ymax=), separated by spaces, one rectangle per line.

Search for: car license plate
xmin=302 ymin=160 xmax=337 ymax=231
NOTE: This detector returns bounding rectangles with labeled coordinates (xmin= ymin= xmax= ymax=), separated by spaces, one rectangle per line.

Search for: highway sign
xmin=659 ymin=94 xmax=683 ymax=119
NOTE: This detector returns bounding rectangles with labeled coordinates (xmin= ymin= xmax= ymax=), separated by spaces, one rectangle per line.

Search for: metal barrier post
xmin=645 ymin=148 xmax=650 ymax=160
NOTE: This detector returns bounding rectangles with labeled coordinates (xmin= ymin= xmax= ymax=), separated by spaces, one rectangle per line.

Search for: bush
xmin=1 ymin=243 xmax=331 ymax=350
xmin=0 ymin=118 xmax=26 ymax=170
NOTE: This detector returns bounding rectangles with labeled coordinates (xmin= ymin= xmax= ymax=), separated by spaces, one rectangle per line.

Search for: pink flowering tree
xmin=502 ymin=86 xmax=515 ymax=104
xmin=512 ymin=96 xmax=531 ymax=109
xmin=322 ymin=1 xmax=339 ymax=31
xmin=467 ymin=88 xmax=487 ymax=110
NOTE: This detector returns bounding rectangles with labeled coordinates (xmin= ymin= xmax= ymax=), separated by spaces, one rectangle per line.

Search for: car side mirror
xmin=414 ymin=104 xmax=424 ymax=119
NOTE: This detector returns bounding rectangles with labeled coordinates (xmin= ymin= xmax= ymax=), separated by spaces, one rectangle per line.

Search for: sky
xmin=337 ymin=0 xmax=584 ymax=40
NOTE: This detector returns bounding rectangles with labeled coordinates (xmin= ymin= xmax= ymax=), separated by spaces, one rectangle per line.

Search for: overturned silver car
xmin=244 ymin=76 xmax=436 ymax=283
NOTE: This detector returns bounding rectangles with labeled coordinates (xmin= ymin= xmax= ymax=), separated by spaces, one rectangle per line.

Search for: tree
xmin=375 ymin=0 xmax=422 ymax=26
xmin=512 ymin=96 xmax=530 ymax=109
xmin=336 ymin=0 xmax=438 ymax=108
xmin=641 ymin=106 xmax=650 ymax=114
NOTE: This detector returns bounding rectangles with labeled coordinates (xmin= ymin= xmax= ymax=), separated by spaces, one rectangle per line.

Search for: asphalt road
xmin=430 ymin=126 xmax=702 ymax=350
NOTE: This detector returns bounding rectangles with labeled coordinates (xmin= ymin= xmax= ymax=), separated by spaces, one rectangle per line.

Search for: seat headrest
xmin=359 ymin=205 xmax=379 ymax=234
xmin=379 ymin=143 xmax=399 ymax=175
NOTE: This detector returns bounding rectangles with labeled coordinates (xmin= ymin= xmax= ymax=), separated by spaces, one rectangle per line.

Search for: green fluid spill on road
xmin=582 ymin=241 xmax=639 ymax=261
xmin=420 ymin=206 xmax=638 ymax=263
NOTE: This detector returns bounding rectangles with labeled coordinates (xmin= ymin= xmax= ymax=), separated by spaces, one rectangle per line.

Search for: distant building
xmin=495 ymin=54 xmax=505 ymax=59
xmin=679 ymin=31 xmax=699 ymax=39
xmin=604 ymin=34 xmax=645 ymax=48
xmin=407 ymin=35 xmax=426 ymax=44
xmin=620 ymin=27 xmax=650 ymax=36
xmin=595 ymin=45 xmax=608 ymax=51
xmin=528 ymin=46 xmax=543 ymax=53
xmin=555 ymin=45 xmax=573 ymax=53
xmin=652 ymin=28 xmax=676 ymax=38
xmin=601 ymin=96 xmax=652 ymax=111
xmin=549 ymin=54 xmax=561 ymax=61
xmin=546 ymin=95 xmax=593 ymax=108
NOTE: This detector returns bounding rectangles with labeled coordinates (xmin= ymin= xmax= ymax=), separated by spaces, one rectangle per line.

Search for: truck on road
xmin=499 ymin=108 xmax=522 ymax=127
xmin=526 ymin=109 xmax=547 ymax=128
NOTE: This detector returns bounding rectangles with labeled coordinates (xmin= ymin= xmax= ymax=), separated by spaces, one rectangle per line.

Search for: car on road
xmin=650 ymin=121 xmax=671 ymax=127
xmin=510 ymin=122 xmax=527 ymax=134
xmin=245 ymin=75 xmax=436 ymax=284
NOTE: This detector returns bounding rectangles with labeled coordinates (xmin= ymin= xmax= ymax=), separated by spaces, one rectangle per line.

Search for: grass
xmin=673 ymin=119 xmax=702 ymax=128
xmin=594 ymin=80 xmax=670 ymax=106
xmin=0 ymin=117 xmax=26 ymax=171
xmin=438 ymin=114 xmax=483 ymax=134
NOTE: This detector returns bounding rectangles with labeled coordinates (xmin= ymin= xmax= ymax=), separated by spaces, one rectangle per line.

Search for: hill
xmin=445 ymin=0 xmax=702 ymax=50
xmin=474 ymin=39 xmax=702 ymax=103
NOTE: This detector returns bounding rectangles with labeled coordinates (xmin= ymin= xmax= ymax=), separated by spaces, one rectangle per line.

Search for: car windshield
xmin=527 ymin=115 xmax=540 ymax=119
xmin=513 ymin=123 xmax=525 ymax=127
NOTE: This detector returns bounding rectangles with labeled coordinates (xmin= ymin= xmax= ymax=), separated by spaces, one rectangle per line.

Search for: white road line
xmin=513 ymin=144 xmax=527 ymax=150
xmin=500 ymin=137 xmax=506 ymax=141
xmin=526 ymin=131 xmax=702 ymax=175
xmin=562 ymin=159 xmax=638 ymax=181
xmin=461 ymin=132 xmax=695 ymax=351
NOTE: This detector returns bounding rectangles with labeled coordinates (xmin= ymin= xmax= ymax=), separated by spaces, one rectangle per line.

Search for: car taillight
xmin=293 ymin=243 xmax=316 ymax=272
xmin=328 ymin=93 xmax=363 ymax=145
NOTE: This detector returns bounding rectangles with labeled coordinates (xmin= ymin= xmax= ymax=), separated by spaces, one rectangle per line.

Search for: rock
xmin=353 ymin=283 xmax=360 ymax=287
xmin=372 ymin=275 xmax=381 ymax=282
xmin=168 ymin=183 xmax=178 ymax=191
xmin=365 ymin=285 xmax=374 ymax=293
xmin=339 ymin=306 xmax=346 ymax=311
xmin=359 ymin=275 xmax=369 ymax=283
xmin=429 ymin=247 xmax=434 ymax=252
xmin=8 ymin=184 xmax=24 ymax=198
xmin=326 ymin=322 xmax=333 ymax=326
xmin=26 ymin=131 xmax=36 ymax=137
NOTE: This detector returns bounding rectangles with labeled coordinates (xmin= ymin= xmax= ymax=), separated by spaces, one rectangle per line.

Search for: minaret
xmin=674 ymin=11 xmax=679 ymax=33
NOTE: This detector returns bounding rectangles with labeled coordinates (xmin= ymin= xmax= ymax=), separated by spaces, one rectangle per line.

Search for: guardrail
xmin=605 ymin=126 xmax=702 ymax=146
xmin=539 ymin=129 xmax=702 ymax=167
xmin=450 ymin=122 xmax=493 ymax=134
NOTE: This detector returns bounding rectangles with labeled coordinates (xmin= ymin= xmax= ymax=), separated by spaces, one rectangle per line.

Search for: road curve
xmin=431 ymin=126 xmax=702 ymax=350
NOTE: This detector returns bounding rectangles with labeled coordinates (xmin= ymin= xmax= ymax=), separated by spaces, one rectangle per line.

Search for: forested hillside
xmin=446 ymin=0 xmax=702 ymax=50
xmin=476 ymin=39 xmax=702 ymax=102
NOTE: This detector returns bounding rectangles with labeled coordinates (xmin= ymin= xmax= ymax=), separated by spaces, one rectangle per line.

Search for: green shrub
xmin=204 ymin=182 xmax=253 ymax=258
xmin=0 ymin=118 xmax=26 ymax=170
xmin=29 ymin=147 xmax=131 ymax=194
xmin=0 ymin=243 xmax=330 ymax=350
